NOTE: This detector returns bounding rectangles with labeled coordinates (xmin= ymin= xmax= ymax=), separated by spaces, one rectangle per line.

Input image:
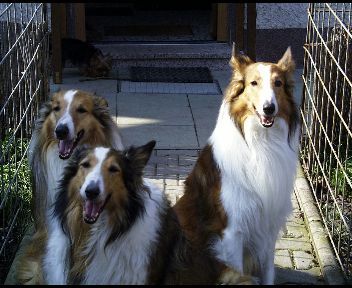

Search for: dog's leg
xmin=43 ymin=215 xmax=70 ymax=284
xmin=215 ymin=229 xmax=245 ymax=275
xmin=261 ymin=248 xmax=275 ymax=285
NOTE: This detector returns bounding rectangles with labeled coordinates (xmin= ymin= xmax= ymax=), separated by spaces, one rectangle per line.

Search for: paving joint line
xmin=186 ymin=94 xmax=200 ymax=148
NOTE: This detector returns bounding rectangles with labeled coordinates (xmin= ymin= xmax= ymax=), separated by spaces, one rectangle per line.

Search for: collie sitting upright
xmin=45 ymin=142 xmax=253 ymax=284
xmin=174 ymin=47 xmax=300 ymax=284
xmin=29 ymin=89 xmax=123 ymax=230
xmin=16 ymin=89 xmax=123 ymax=284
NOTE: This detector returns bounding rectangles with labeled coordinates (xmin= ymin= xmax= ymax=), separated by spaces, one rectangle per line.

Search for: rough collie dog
xmin=29 ymin=89 xmax=123 ymax=229
xmin=174 ymin=47 xmax=300 ymax=285
xmin=44 ymin=142 xmax=253 ymax=285
xmin=16 ymin=89 xmax=123 ymax=284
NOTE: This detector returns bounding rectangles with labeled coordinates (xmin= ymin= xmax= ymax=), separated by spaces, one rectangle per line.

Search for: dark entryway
xmin=84 ymin=3 xmax=226 ymax=43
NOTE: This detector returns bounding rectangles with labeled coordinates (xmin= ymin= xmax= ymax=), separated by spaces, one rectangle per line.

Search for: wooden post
xmin=51 ymin=3 xmax=64 ymax=84
xmin=234 ymin=3 xmax=244 ymax=53
xmin=247 ymin=3 xmax=256 ymax=61
xmin=217 ymin=3 xmax=228 ymax=42
xmin=74 ymin=3 xmax=86 ymax=41
xmin=210 ymin=3 xmax=218 ymax=40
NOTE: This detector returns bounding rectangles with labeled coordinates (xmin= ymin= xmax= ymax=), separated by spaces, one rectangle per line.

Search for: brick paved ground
xmin=145 ymin=149 xmax=326 ymax=285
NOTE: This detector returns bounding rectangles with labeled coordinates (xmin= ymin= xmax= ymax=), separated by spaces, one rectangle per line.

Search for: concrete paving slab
xmin=52 ymin=69 xmax=118 ymax=97
xmin=120 ymin=81 xmax=220 ymax=94
xmin=117 ymin=92 xmax=189 ymax=107
xmin=275 ymin=250 xmax=293 ymax=269
xmin=116 ymin=92 xmax=193 ymax=125
xmin=195 ymin=125 xmax=214 ymax=148
xmin=211 ymin=69 xmax=232 ymax=93
xmin=118 ymin=124 xmax=198 ymax=149
xmin=187 ymin=93 xmax=222 ymax=108
xmin=293 ymin=251 xmax=316 ymax=270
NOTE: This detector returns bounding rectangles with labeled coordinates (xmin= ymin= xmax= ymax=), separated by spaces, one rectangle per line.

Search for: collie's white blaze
xmin=43 ymin=210 xmax=70 ymax=284
xmin=209 ymin=100 xmax=299 ymax=284
xmin=82 ymin=179 xmax=166 ymax=284
xmin=55 ymin=90 xmax=77 ymax=140
xmin=80 ymin=147 xmax=110 ymax=200
xmin=257 ymin=64 xmax=278 ymax=116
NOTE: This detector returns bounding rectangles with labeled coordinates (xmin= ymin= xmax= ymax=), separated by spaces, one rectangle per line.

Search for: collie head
xmin=225 ymin=47 xmax=298 ymax=137
xmin=55 ymin=140 xmax=156 ymax=243
xmin=37 ymin=89 xmax=120 ymax=160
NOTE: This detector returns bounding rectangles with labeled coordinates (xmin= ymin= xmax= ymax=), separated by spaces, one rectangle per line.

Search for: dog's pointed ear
xmin=125 ymin=140 xmax=156 ymax=173
xmin=277 ymin=47 xmax=295 ymax=73
xmin=230 ymin=43 xmax=253 ymax=73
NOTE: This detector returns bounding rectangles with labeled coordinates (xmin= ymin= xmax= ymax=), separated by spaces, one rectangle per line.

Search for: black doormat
xmin=129 ymin=67 xmax=213 ymax=83
xmin=104 ymin=25 xmax=193 ymax=37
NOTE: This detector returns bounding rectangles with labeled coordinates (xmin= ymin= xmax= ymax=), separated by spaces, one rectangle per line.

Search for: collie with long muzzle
xmin=29 ymin=89 xmax=124 ymax=229
xmin=16 ymin=89 xmax=124 ymax=284
xmin=43 ymin=142 xmax=253 ymax=285
xmin=174 ymin=47 xmax=300 ymax=284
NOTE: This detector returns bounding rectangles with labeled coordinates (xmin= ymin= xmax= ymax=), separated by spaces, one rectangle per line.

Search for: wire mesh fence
xmin=0 ymin=3 xmax=49 ymax=283
xmin=300 ymin=3 xmax=352 ymax=280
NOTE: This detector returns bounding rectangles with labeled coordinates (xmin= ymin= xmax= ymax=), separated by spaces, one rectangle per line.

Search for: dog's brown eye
xmin=108 ymin=165 xmax=119 ymax=173
xmin=53 ymin=106 xmax=60 ymax=112
xmin=81 ymin=161 xmax=90 ymax=168
xmin=251 ymin=81 xmax=257 ymax=86
xmin=275 ymin=80 xmax=282 ymax=87
xmin=77 ymin=107 xmax=87 ymax=113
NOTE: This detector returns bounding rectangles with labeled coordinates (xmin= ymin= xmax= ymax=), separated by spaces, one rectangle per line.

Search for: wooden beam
xmin=217 ymin=3 xmax=228 ymax=42
xmin=247 ymin=3 xmax=256 ymax=61
xmin=210 ymin=3 xmax=218 ymax=40
xmin=74 ymin=3 xmax=86 ymax=41
xmin=59 ymin=3 xmax=66 ymax=38
xmin=51 ymin=3 xmax=64 ymax=84
xmin=234 ymin=3 xmax=245 ymax=52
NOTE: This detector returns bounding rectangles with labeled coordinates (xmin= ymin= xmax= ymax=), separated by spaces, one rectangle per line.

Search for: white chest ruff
xmin=210 ymin=102 xmax=299 ymax=271
xmin=46 ymin=146 xmax=66 ymax=208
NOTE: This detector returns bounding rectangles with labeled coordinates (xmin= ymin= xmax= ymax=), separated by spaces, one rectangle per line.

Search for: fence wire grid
xmin=0 ymin=3 xmax=49 ymax=283
xmin=301 ymin=3 xmax=352 ymax=279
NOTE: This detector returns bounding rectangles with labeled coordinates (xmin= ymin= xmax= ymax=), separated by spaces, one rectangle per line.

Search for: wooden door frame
xmin=51 ymin=3 xmax=86 ymax=84
xmin=211 ymin=3 xmax=229 ymax=42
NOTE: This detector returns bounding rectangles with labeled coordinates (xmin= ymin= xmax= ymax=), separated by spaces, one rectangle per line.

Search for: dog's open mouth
xmin=58 ymin=130 xmax=84 ymax=159
xmin=83 ymin=194 xmax=111 ymax=224
xmin=255 ymin=110 xmax=275 ymax=128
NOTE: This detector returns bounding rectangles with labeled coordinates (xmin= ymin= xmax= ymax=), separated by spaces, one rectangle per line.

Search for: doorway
xmin=84 ymin=3 xmax=228 ymax=43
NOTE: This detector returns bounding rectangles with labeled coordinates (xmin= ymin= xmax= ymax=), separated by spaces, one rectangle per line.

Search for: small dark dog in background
xmin=61 ymin=38 xmax=113 ymax=77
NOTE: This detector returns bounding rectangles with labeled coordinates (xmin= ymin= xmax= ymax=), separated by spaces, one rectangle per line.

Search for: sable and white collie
xmin=44 ymin=142 xmax=253 ymax=285
xmin=16 ymin=89 xmax=123 ymax=284
xmin=28 ymin=89 xmax=124 ymax=230
xmin=174 ymin=47 xmax=300 ymax=285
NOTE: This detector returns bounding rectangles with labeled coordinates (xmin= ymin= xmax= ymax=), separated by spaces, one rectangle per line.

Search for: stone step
xmin=94 ymin=42 xmax=232 ymax=69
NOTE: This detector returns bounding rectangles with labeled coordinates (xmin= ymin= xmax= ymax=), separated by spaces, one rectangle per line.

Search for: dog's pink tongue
xmin=58 ymin=140 xmax=73 ymax=156
xmin=84 ymin=200 xmax=93 ymax=217
xmin=84 ymin=200 xmax=101 ymax=218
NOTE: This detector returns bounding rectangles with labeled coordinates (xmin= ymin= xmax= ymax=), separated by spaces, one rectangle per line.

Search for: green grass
xmin=0 ymin=132 xmax=33 ymax=284
xmin=330 ymin=155 xmax=352 ymax=198
xmin=0 ymin=134 xmax=32 ymax=211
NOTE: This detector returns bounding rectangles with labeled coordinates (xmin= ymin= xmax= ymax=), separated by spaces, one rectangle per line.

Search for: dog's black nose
xmin=85 ymin=182 xmax=100 ymax=200
xmin=55 ymin=124 xmax=69 ymax=139
xmin=263 ymin=102 xmax=276 ymax=115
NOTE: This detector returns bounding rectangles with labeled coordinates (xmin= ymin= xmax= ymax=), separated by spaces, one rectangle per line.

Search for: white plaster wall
xmin=256 ymin=3 xmax=309 ymax=29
